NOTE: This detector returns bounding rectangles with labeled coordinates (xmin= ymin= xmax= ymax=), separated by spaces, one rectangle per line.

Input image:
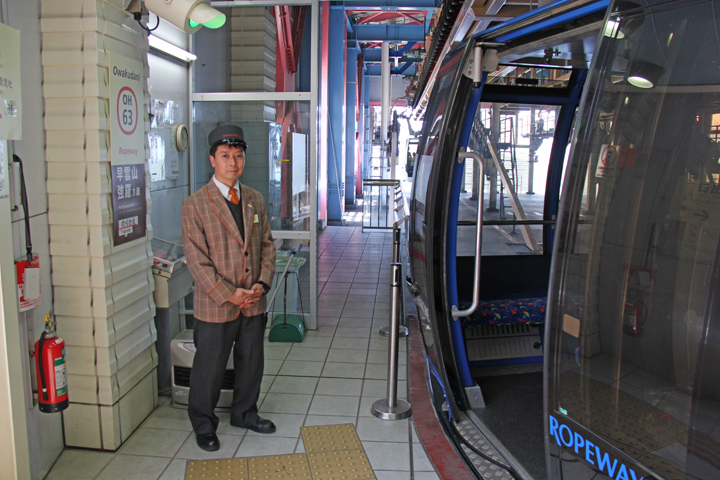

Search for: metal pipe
xmin=387 ymin=263 xmax=401 ymax=407
xmin=381 ymin=42 xmax=390 ymax=178
xmin=390 ymin=127 xmax=397 ymax=181
xmin=379 ymin=226 xmax=408 ymax=337
xmin=392 ymin=226 xmax=401 ymax=263
xmin=459 ymin=219 xmax=555 ymax=226
xmin=371 ymin=263 xmax=411 ymax=420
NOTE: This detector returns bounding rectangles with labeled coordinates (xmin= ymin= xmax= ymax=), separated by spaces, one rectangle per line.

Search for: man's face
xmin=210 ymin=144 xmax=245 ymax=187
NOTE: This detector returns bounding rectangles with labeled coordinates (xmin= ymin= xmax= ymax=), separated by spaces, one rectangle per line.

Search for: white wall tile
xmin=51 ymin=256 xmax=91 ymax=286
xmin=56 ymin=315 xmax=95 ymax=345
xmin=63 ymin=403 xmax=102 ymax=449
xmin=118 ymin=371 xmax=157 ymax=442
xmin=49 ymin=225 xmax=90 ymax=256
xmin=47 ymin=163 xmax=87 ymax=194
xmin=67 ymin=373 xmax=99 ymax=404
xmin=100 ymin=403 xmax=122 ymax=450
xmin=114 ymin=320 xmax=154 ymax=370
xmin=54 ymin=286 xmax=93 ymax=317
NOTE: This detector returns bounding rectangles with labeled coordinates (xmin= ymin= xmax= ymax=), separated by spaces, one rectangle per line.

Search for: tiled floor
xmin=46 ymin=226 xmax=440 ymax=480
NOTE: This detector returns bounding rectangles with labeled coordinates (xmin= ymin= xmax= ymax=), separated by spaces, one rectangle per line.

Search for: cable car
xmin=407 ymin=0 xmax=720 ymax=478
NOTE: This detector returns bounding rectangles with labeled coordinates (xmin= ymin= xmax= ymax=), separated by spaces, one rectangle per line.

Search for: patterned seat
xmin=459 ymin=297 xmax=547 ymax=327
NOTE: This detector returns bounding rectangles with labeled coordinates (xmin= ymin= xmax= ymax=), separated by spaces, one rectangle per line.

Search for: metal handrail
xmin=362 ymin=178 xmax=405 ymax=231
xmin=458 ymin=219 xmax=556 ymax=226
xmin=393 ymin=183 xmax=409 ymax=228
xmin=452 ymin=150 xmax=484 ymax=319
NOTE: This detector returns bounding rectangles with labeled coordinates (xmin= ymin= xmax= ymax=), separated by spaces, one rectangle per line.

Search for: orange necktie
xmin=229 ymin=188 xmax=239 ymax=205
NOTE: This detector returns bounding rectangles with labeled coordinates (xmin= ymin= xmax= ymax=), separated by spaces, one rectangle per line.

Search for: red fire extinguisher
xmin=33 ymin=313 xmax=69 ymax=413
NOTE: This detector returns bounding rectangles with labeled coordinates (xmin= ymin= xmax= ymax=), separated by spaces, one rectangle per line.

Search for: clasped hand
xmin=228 ymin=284 xmax=264 ymax=308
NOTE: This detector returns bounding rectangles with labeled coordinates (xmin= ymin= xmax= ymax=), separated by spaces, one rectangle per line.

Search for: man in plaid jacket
xmin=181 ymin=125 xmax=277 ymax=452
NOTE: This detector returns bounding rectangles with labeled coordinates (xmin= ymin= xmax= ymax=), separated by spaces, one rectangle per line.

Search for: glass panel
xmin=487 ymin=66 xmax=573 ymax=89
xmin=192 ymin=101 xmax=311 ymax=231
xmin=408 ymin=49 xmax=463 ymax=305
xmin=147 ymin=50 xmax=190 ymax=244
xmin=410 ymin=53 xmax=462 ymax=241
xmin=550 ymin=1 xmax=720 ymax=479
xmin=193 ymin=5 xmax=312 ymax=93
xmin=457 ymin=102 xmax=561 ymax=256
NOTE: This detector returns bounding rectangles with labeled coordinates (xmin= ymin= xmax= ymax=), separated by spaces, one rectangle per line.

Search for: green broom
xmin=267 ymin=247 xmax=306 ymax=343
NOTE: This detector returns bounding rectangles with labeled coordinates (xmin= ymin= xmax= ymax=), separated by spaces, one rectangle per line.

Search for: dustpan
xmin=268 ymin=247 xmax=306 ymax=343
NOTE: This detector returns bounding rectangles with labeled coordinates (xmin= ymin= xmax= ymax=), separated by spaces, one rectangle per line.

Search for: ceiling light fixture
xmin=148 ymin=35 xmax=197 ymax=62
xmin=604 ymin=20 xmax=624 ymax=39
xmin=626 ymin=60 xmax=664 ymax=89
xmin=604 ymin=1 xmax=644 ymax=39
xmin=144 ymin=0 xmax=226 ymax=34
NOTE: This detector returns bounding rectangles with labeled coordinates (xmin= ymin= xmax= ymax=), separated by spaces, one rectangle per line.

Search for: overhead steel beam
xmin=425 ymin=9 xmax=433 ymax=33
xmin=354 ymin=10 xmax=427 ymax=24
xmin=366 ymin=64 xmax=416 ymax=75
xmin=397 ymin=61 xmax=413 ymax=74
xmin=472 ymin=0 xmax=509 ymax=34
xmin=398 ymin=41 xmax=416 ymax=54
xmin=345 ymin=12 xmax=354 ymax=35
xmin=355 ymin=24 xmax=425 ymax=41
xmin=363 ymin=45 xmax=420 ymax=61
xmin=342 ymin=0 xmax=440 ymax=8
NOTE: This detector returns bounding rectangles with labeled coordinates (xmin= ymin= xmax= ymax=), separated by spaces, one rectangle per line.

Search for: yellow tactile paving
xmin=307 ymin=449 xmax=375 ymax=480
xmin=301 ymin=424 xmax=363 ymax=454
xmin=185 ymin=458 xmax=249 ymax=479
xmin=185 ymin=424 xmax=376 ymax=480
xmin=248 ymin=454 xmax=311 ymax=479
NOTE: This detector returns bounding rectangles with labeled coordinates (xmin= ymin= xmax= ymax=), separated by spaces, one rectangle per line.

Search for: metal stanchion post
xmin=379 ymin=227 xmax=409 ymax=338
xmin=371 ymin=263 xmax=412 ymax=420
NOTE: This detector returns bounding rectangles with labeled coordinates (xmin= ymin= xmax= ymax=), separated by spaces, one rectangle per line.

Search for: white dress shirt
xmin=212 ymin=176 xmax=240 ymax=202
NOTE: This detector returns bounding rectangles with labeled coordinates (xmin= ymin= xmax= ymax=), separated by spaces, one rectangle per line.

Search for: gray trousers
xmin=188 ymin=314 xmax=265 ymax=435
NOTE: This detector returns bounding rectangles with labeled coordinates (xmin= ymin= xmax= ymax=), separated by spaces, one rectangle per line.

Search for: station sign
xmin=109 ymin=53 xmax=146 ymax=246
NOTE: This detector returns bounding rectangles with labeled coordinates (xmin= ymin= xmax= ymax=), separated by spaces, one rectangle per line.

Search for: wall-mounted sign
xmin=596 ymin=144 xmax=618 ymax=178
xmin=0 ymin=23 xmax=22 ymax=140
xmin=109 ymin=53 xmax=146 ymax=246
xmin=111 ymin=164 xmax=147 ymax=245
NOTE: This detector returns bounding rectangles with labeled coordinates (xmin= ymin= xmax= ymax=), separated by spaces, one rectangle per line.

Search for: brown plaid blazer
xmin=181 ymin=180 xmax=276 ymax=322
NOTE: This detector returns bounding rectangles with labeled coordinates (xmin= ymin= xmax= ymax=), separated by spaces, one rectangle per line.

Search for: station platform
xmin=46 ymin=226 xmax=448 ymax=480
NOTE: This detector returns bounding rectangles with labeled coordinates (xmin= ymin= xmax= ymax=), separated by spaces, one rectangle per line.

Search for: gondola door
xmin=408 ymin=41 xmax=477 ymax=416
xmin=546 ymin=0 xmax=720 ymax=478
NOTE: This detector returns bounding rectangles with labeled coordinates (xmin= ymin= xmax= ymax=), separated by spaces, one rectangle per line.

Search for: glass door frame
xmin=189 ymin=0 xmax=319 ymax=329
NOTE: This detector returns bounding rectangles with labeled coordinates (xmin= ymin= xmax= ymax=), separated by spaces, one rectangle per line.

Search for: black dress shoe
xmin=242 ymin=417 xmax=276 ymax=434
xmin=196 ymin=433 xmax=220 ymax=451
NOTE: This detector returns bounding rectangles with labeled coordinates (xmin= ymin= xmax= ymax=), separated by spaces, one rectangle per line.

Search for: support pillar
xmin=528 ymin=106 xmax=536 ymax=194
xmin=326 ymin=7 xmax=346 ymax=221
xmin=41 ymin=0 xmax=158 ymax=451
xmin=486 ymin=103 xmax=501 ymax=211
xmin=361 ymin=72 xmax=371 ymax=183
xmin=319 ymin=3 xmax=330 ymax=224
xmin=381 ymin=42 xmax=390 ymax=179
xmin=345 ymin=44 xmax=358 ymax=204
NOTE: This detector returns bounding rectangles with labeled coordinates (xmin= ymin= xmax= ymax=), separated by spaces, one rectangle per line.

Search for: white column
xmin=41 ymin=0 xmax=158 ymax=450
xmin=381 ymin=42 xmax=390 ymax=178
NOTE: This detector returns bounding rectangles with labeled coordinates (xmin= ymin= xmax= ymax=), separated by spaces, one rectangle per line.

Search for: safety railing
xmin=362 ymin=179 xmax=408 ymax=231
xmin=371 ymin=257 xmax=412 ymax=421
